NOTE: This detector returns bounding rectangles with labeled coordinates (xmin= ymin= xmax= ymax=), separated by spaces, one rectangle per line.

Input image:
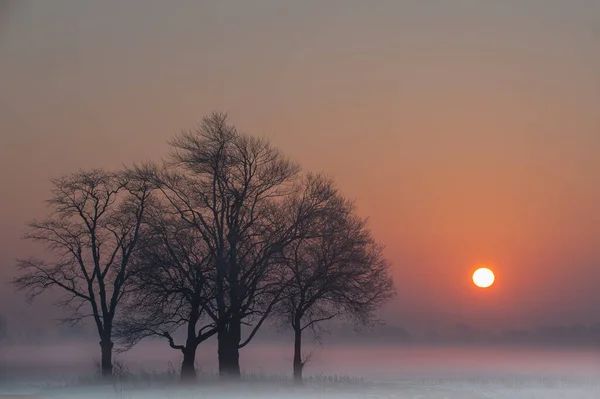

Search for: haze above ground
xmin=1 ymin=0 xmax=599 ymax=339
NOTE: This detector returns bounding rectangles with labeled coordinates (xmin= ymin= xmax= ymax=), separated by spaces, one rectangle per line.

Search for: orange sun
xmin=472 ymin=267 xmax=495 ymax=288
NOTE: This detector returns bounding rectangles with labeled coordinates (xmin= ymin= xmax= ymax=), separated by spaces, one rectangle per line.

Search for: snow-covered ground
xmin=0 ymin=377 xmax=598 ymax=399
xmin=1 ymin=344 xmax=598 ymax=398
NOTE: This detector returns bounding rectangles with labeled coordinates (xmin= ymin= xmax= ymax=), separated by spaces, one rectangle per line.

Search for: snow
xmin=0 ymin=374 xmax=598 ymax=399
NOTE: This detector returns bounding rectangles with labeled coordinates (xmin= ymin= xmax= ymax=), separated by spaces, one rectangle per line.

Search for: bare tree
xmin=154 ymin=112 xmax=337 ymax=378
xmin=276 ymin=178 xmax=395 ymax=383
xmin=12 ymin=168 xmax=154 ymax=377
xmin=115 ymin=201 xmax=218 ymax=380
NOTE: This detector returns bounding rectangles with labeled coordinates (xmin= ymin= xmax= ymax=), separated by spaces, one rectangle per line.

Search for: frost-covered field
xmin=0 ymin=377 xmax=598 ymax=399
xmin=1 ymin=344 xmax=598 ymax=398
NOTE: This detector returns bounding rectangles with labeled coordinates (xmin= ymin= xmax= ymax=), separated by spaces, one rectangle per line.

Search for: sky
xmin=0 ymin=0 xmax=599 ymax=337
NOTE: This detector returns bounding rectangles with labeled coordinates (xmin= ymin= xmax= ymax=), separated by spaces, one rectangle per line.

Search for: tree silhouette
xmin=151 ymin=112 xmax=338 ymax=378
xmin=276 ymin=176 xmax=395 ymax=383
xmin=115 ymin=200 xmax=217 ymax=380
xmin=13 ymin=168 xmax=154 ymax=377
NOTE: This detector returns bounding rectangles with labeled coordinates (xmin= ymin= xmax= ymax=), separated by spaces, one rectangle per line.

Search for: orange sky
xmin=1 ymin=0 xmax=599 ymax=334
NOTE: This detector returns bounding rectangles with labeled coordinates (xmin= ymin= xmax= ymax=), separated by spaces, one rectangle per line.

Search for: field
xmin=0 ymin=376 xmax=598 ymax=399
xmin=1 ymin=343 xmax=598 ymax=398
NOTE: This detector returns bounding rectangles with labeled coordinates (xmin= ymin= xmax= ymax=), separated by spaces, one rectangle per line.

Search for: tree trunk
xmin=180 ymin=305 xmax=200 ymax=381
xmin=218 ymin=323 xmax=241 ymax=379
xmin=220 ymin=234 xmax=242 ymax=380
xmin=99 ymin=338 xmax=113 ymax=378
xmin=181 ymin=345 xmax=197 ymax=381
xmin=228 ymin=316 xmax=241 ymax=378
xmin=293 ymin=326 xmax=303 ymax=384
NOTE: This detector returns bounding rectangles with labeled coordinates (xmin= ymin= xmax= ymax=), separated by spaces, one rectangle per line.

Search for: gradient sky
xmin=1 ymin=0 xmax=599 ymax=336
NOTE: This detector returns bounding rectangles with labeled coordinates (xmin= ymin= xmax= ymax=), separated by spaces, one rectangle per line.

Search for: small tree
xmin=277 ymin=179 xmax=395 ymax=383
xmin=116 ymin=200 xmax=218 ymax=380
xmin=13 ymin=168 xmax=154 ymax=377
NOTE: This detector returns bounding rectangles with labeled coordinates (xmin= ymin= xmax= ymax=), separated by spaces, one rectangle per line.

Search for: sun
xmin=472 ymin=267 xmax=495 ymax=288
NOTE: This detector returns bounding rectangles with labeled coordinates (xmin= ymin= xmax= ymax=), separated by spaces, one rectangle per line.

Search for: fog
xmin=1 ymin=341 xmax=599 ymax=398
xmin=2 ymin=341 xmax=599 ymax=378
